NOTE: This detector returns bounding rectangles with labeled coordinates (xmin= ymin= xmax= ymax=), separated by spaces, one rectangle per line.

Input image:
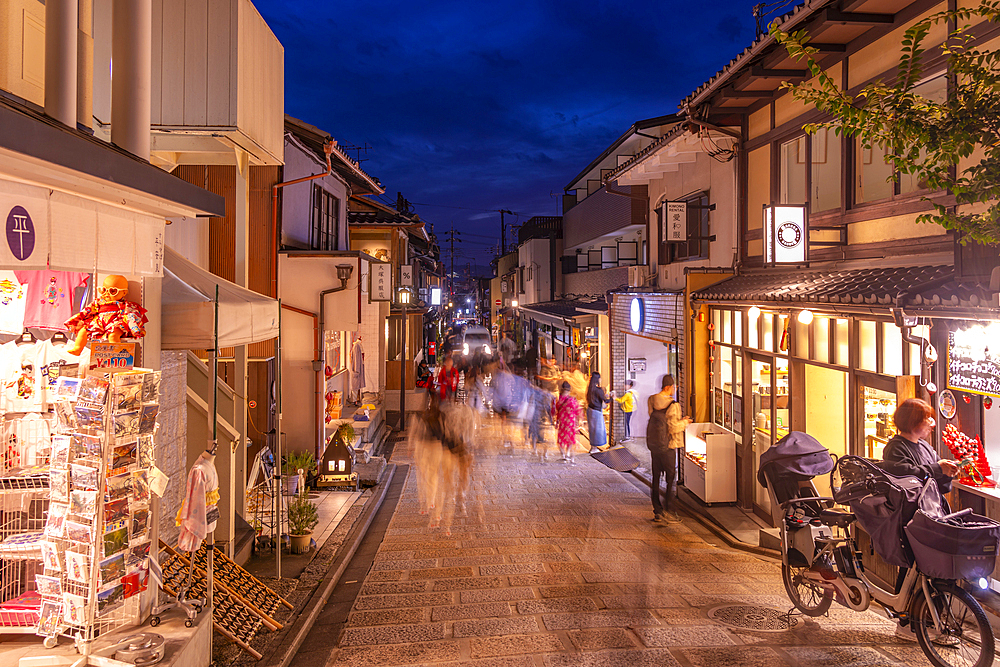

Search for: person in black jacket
xmin=585 ymin=372 xmax=613 ymax=452
xmin=883 ymin=397 xmax=959 ymax=497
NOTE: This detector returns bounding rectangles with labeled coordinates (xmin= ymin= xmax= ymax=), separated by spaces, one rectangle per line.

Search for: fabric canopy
xmin=161 ymin=247 xmax=279 ymax=349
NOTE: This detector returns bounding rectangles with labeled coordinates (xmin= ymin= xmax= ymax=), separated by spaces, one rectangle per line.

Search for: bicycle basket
xmin=905 ymin=499 xmax=1000 ymax=580
xmin=831 ymin=456 xmax=927 ymax=568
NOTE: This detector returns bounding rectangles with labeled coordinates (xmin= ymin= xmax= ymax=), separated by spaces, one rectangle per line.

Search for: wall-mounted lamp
xmin=797 ymin=309 xmax=814 ymax=325
xmin=748 ymin=306 xmax=761 ymax=320
xmin=399 ymin=289 xmax=411 ymax=305
xmin=335 ymin=264 xmax=354 ymax=288
xmin=512 ymin=300 xmax=519 ymax=308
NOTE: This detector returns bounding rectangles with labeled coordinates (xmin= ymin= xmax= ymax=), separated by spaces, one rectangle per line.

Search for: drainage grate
xmin=708 ymin=604 xmax=797 ymax=632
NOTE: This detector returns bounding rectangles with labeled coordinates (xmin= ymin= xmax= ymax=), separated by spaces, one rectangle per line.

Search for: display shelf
xmin=682 ymin=422 xmax=737 ymax=504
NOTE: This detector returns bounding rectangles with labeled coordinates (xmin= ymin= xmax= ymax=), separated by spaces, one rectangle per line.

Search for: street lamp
xmin=398 ymin=288 xmax=411 ymax=431
xmin=512 ymin=300 xmax=519 ymax=308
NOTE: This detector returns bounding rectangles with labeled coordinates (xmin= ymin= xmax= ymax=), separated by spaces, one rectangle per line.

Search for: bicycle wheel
xmin=781 ymin=563 xmax=832 ymax=616
xmin=912 ymin=581 xmax=994 ymax=667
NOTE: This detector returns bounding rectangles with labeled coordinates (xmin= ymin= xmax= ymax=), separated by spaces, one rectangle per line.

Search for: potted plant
xmin=335 ymin=422 xmax=356 ymax=448
xmin=282 ymin=450 xmax=315 ymax=496
xmin=286 ymin=490 xmax=318 ymax=554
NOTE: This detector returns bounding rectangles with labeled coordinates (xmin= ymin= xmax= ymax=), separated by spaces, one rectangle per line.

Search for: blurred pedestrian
xmin=647 ymin=375 xmax=689 ymax=523
xmin=586 ymin=372 xmax=613 ymax=452
xmin=552 ymin=381 xmax=583 ymax=464
xmin=498 ymin=331 xmax=517 ymax=365
xmin=614 ymin=380 xmax=638 ymax=441
xmin=526 ymin=383 xmax=553 ymax=460
xmin=437 ymin=354 xmax=459 ymax=400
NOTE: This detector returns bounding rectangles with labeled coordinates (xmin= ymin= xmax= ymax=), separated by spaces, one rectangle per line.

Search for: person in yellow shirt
xmin=614 ymin=380 xmax=638 ymax=441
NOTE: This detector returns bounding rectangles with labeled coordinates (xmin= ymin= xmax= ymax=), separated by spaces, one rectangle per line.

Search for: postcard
xmin=49 ymin=470 xmax=69 ymax=503
xmin=111 ymin=441 xmax=137 ymax=471
xmin=40 ymin=540 xmax=61 ymax=572
xmin=74 ymin=404 xmax=105 ymax=430
xmin=34 ymin=574 xmax=61 ymax=597
xmin=97 ymin=584 xmax=123 ymax=617
xmin=70 ymin=463 xmax=98 ymax=491
xmin=50 ymin=435 xmax=70 ymax=467
xmin=104 ymin=498 xmax=128 ymax=526
xmin=141 ymin=372 xmax=161 ymax=404
xmin=69 ymin=490 xmax=97 ymax=518
xmin=131 ymin=470 xmax=150 ymax=504
xmin=36 ymin=599 xmax=62 ymax=636
xmin=112 ymin=382 xmax=141 ymax=415
xmin=137 ymin=435 xmax=154 ymax=469
xmin=131 ymin=508 xmax=149 ymax=541
xmin=44 ymin=503 xmax=68 ymax=540
xmin=105 ymin=472 xmax=131 ymax=503
xmin=71 ymin=433 xmax=103 ymax=459
xmin=66 ymin=520 xmax=95 ymax=545
xmin=137 ymin=404 xmax=159 ymax=435
xmin=77 ymin=376 xmax=109 ymax=406
xmin=53 ymin=401 xmax=78 ymax=432
xmin=126 ymin=541 xmax=150 ymax=570
xmin=55 ymin=376 xmax=82 ymax=401
xmin=103 ymin=526 xmax=128 ymax=557
xmin=62 ymin=593 xmax=86 ymax=626
xmin=113 ymin=412 xmax=139 ymax=439
xmin=65 ymin=550 xmax=89 ymax=583
xmin=99 ymin=553 xmax=125 ymax=586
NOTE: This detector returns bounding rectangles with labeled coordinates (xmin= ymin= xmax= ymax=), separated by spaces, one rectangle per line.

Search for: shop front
xmin=691 ymin=266 xmax=947 ymax=521
xmin=608 ymin=290 xmax=684 ymax=444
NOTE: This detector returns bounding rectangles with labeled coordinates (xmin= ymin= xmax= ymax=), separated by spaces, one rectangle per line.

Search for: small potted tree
xmin=286 ymin=489 xmax=319 ymax=554
xmin=282 ymin=450 xmax=315 ymax=496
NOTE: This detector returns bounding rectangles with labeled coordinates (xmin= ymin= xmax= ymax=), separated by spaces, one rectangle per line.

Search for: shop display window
xmin=712 ymin=310 xmax=721 ymax=342
xmin=882 ymin=322 xmax=903 ymax=377
xmin=748 ymin=311 xmax=759 ymax=349
xmin=834 ymin=318 xmax=849 ymax=366
xmin=762 ymin=313 xmax=774 ymax=352
xmin=722 ymin=310 xmax=732 ymax=344
xmin=862 ymin=385 xmax=897 ymax=459
xmin=813 ymin=317 xmax=829 ymax=363
xmin=734 ymin=310 xmax=743 ymax=346
xmin=859 ymin=320 xmax=877 ymax=372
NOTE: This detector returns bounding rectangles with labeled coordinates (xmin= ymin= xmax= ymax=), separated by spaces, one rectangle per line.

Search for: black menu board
xmin=947 ymin=331 xmax=1000 ymax=398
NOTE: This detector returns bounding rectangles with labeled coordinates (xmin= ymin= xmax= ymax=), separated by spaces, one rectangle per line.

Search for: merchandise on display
xmin=0 ymin=352 xmax=160 ymax=644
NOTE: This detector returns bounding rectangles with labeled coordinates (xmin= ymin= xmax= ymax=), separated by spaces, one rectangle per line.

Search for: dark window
xmin=311 ymin=186 xmax=340 ymax=250
xmin=659 ymin=192 xmax=710 ymax=262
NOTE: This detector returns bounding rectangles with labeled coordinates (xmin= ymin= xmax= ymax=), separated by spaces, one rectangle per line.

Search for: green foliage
xmin=335 ymin=422 xmax=356 ymax=446
xmin=283 ymin=450 xmax=316 ymax=476
xmin=770 ymin=0 xmax=1000 ymax=245
xmin=287 ymin=490 xmax=319 ymax=536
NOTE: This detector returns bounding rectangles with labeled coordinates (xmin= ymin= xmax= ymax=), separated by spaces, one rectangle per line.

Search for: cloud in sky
xmin=254 ymin=0 xmax=758 ymax=272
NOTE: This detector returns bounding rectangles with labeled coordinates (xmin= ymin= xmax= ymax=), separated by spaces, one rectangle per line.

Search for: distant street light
xmin=512 ymin=300 xmax=519 ymax=308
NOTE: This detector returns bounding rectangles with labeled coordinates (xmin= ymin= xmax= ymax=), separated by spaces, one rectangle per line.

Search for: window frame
xmin=658 ymin=190 xmax=711 ymax=263
xmin=311 ymin=185 xmax=340 ymax=251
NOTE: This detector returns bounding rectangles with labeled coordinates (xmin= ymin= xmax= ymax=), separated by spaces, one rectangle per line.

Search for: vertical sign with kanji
xmin=664 ymin=201 xmax=687 ymax=242
xmin=370 ymin=263 xmax=391 ymax=301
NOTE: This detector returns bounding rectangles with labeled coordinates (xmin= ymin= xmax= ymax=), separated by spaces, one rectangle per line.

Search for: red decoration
xmin=964 ymin=395 xmax=972 ymax=404
xmin=986 ymin=397 xmax=993 ymax=410
xmin=325 ymin=365 xmax=334 ymax=378
xmin=943 ymin=424 xmax=996 ymax=487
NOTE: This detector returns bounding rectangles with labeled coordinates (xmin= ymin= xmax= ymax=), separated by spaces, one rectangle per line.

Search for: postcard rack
xmin=32 ymin=370 xmax=160 ymax=649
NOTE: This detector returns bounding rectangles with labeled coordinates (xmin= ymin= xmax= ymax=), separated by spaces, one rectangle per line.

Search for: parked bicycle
xmin=760 ymin=432 xmax=1000 ymax=667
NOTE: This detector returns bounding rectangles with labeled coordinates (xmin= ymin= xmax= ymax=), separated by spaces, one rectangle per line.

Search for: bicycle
xmin=761 ymin=433 xmax=997 ymax=667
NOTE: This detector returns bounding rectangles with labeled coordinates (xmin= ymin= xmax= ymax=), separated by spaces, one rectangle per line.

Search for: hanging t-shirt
xmin=38 ymin=340 xmax=89 ymax=407
xmin=0 ymin=271 xmax=27 ymax=335
xmin=15 ymin=271 xmax=89 ymax=331
xmin=2 ymin=342 xmax=44 ymax=414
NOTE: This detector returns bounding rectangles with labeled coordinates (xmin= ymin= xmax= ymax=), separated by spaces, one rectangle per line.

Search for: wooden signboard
xmin=947 ymin=331 xmax=1000 ymax=398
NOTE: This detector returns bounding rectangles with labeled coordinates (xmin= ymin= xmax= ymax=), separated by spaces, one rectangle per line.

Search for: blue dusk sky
xmin=253 ymin=0 xmax=763 ymax=273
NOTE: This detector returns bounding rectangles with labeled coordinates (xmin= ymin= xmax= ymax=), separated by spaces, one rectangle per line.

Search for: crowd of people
xmin=409 ymin=328 xmax=695 ymax=531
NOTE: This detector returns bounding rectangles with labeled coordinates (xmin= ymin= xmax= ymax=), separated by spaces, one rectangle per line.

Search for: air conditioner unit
xmin=627 ymin=265 xmax=648 ymax=288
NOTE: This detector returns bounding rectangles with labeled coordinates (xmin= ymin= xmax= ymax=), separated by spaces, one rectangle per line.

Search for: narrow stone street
xmin=286 ymin=430 xmax=938 ymax=667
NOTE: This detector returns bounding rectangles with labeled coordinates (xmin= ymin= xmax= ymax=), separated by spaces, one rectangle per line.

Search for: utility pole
xmin=499 ymin=209 xmax=513 ymax=255
xmin=442 ymin=226 xmax=461 ymax=301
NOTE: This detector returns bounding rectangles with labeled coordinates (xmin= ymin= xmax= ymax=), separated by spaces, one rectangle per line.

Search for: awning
xmin=161 ymin=247 xmax=279 ymax=349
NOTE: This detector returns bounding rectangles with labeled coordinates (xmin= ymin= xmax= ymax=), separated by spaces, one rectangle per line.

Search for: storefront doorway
xmin=858 ymin=373 xmax=898 ymax=460
xmin=805 ymin=364 xmax=848 ymax=496
xmin=751 ymin=355 xmax=788 ymax=518
xmin=625 ymin=333 xmax=677 ymax=440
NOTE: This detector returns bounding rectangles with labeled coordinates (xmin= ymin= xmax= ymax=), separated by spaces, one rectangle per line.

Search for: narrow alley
xmin=293 ymin=435 xmax=927 ymax=667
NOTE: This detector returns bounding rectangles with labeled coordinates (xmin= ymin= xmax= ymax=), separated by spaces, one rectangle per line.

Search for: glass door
xmin=857 ymin=373 xmax=898 ymax=460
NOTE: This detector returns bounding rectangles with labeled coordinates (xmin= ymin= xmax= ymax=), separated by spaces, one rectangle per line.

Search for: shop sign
xmin=628 ymin=358 xmax=647 ymax=373
xmin=91 ymin=342 xmax=135 ymax=369
xmin=763 ymin=204 xmax=807 ymax=266
xmin=663 ymin=201 xmax=686 ymax=242
xmin=947 ymin=327 xmax=1000 ymax=397
xmin=938 ymin=389 xmax=958 ymax=420
xmin=400 ymin=264 xmax=413 ymax=287
xmin=370 ymin=263 xmax=391 ymax=301
xmin=630 ymin=297 xmax=645 ymax=333
xmin=501 ymin=280 xmax=508 ymax=293
xmin=430 ymin=287 xmax=442 ymax=305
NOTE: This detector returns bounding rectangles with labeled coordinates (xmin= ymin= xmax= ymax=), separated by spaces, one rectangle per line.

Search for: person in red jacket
xmin=437 ymin=354 xmax=459 ymax=400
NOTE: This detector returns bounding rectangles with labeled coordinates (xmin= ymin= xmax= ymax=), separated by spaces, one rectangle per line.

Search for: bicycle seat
xmin=818 ymin=508 xmax=855 ymax=527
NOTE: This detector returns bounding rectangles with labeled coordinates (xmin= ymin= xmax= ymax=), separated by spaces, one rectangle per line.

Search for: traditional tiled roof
xmin=691 ymin=265 xmax=997 ymax=312
xmin=347 ymin=210 xmax=420 ymax=226
xmin=520 ymin=297 xmax=608 ymax=320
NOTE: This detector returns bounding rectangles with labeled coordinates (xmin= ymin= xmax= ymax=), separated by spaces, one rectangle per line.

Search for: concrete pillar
xmin=45 ymin=0 xmax=78 ymax=127
xmin=233 ymin=154 xmax=250 ymax=539
xmin=78 ymin=0 xmax=94 ymax=130
xmin=140 ymin=275 xmax=161 ymax=621
xmin=111 ymin=0 xmax=151 ymax=160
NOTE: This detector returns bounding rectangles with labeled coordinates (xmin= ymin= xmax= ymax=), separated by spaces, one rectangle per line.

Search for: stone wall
xmin=157 ymin=350 xmax=188 ymax=547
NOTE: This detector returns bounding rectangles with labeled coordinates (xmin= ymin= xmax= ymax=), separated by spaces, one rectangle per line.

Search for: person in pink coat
xmin=551 ymin=381 xmax=583 ymax=464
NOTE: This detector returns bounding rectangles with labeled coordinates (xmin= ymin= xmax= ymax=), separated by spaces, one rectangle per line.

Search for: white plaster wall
xmin=165 ymin=221 xmax=210 ymax=269
xmin=281 ymin=138 xmax=350 ymax=250
xmin=280 ymin=307 xmax=317 ymax=454
xmin=646 ymin=152 xmax=738 ymax=289
xmin=278 ymin=253 xmax=361 ymax=329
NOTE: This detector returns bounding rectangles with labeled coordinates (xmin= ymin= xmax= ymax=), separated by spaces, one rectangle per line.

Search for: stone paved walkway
xmin=320 ymin=430 xmax=931 ymax=667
